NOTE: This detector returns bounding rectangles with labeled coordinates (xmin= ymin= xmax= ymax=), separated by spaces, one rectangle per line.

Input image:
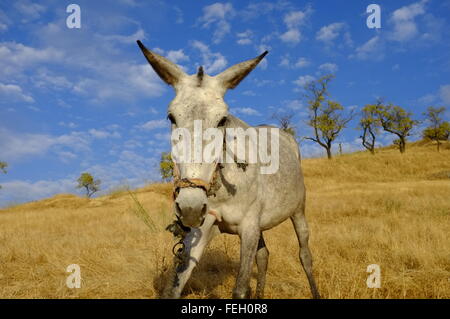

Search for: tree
xmin=378 ymin=103 xmax=418 ymax=154
xmin=271 ymin=112 xmax=296 ymax=136
xmin=359 ymin=101 xmax=383 ymax=154
xmin=422 ymin=106 xmax=450 ymax=152
xmin=0 ymin=161 xmax=7 ymax=190
xmin=160 ymin=152 xmax=174 ymax=182
xmin=76 ymin=172 xmax=101 ymax=198
xmin=303 ymin=74 xmax=353 ymax=159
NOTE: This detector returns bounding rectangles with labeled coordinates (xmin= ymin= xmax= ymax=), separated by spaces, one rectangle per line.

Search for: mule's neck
xmin=224 ymin=114 xmax=252 ymax=130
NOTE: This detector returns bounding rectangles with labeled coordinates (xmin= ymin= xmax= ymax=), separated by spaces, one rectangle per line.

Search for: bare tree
xmin=271 ymin=112 xmax=296 ymax=136
xmin=0 ymin=161 xmax=7 ymax=190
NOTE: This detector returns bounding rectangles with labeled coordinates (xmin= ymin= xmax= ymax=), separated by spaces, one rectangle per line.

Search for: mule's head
xmin=137 ymin=40 xmax=267 ymax=227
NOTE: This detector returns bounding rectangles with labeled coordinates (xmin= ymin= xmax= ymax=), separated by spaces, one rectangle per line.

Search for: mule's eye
xmin=217 ymin=116 xmax=227 ymax=127
xmin=167 ymin=113 xmax=176 ymax=125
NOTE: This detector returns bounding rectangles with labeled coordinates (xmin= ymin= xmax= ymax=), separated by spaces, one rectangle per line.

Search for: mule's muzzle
xmin=174 ymin=187 xmax=208 ymax=228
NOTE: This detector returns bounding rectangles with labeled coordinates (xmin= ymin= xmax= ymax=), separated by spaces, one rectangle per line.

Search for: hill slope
xmin=0 ymin=141 xmax=449 ymax=298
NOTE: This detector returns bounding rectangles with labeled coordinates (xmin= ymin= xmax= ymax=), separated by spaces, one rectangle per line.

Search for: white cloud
xmin=57 ymin=99 xmax=72 ymax=109
xmin=280 ymin=55 xmax=310 ymax=69
xmin=166 ymin=49 xmax=189 ymax=64
xmin=285 ymin=99 xmax=304 ymax=111
xmin=284 ymin=10 xmax=307 ymax=29
xmin=417 ymin=93 xmax=436 ymax=105
xmin=32 ymin=69 xmax=73 ymax=90
xmin=88 ymin=129 xmax=121 ymax=139
xmin=191 ymin=40 xmax=228 ymax=74
xmin=199 ymin=2 xmax=235 ymax=43
xmin=0 ymin=83 xmax=34 ymax=103
xmin=27 ymin=105 xmax=40 ymax=112
xmin=0 ymin=42 xmax=64 ymax=79
xmin=300 ymin=139 xmax=364 ymax=158
xmin=231 ymin=107 xmax=261 ymax=116
xmin=236 ymin=30 xmax=253 ymax=45
xmin=279 ymin=55 xmax=290 ymax=68
xmin=279 ymin=8 xmax=311 ymax=45
xmin=0 ymin=149 xmax=161 ymax=205
xmin=439 ymin=84 xmax=450 ymax=105
xmin=389 ymin=0 xmax=427 ymax=42
xmin=0 ymin=20 xmax=166 ymax=104
xmin=87 ymin=150 xmax=160 ymax=191
xmin=294 ymin=57 xmax=310 ymax=68
xmin=351 ymin=36 xmax=384 ymax=61
xmin=240 ymin=1 xmax=291 ymax=20
xmin=293 ymin=75 xmax=315 ymax=88
xmin=316 ymin=22 xmax=345 ymax=43
xmin=34 ymin=22 xmax=166 ymax=103
xmin=14 ymin=0 xmax=46 ymax=21
xmin=318 ymin=63 xmax=338 ymax=73
xmin=242 ymin=90 xmax=256 ymax=96
xmin=72 ymin=63 xmax=166 ymax=103
xmin=123 ymin=139 xmax=143 ymax=149
xmin=150 ymin=47 xmax=189 ymax=70
xmin=101 ymin=28 xmax=146 ymax=44
xmin=154 ymin=132 xmax=171 ymax=141
xmin=59 ymin=121 xmax=78 ymax=129
xmin=0 ymin=128 xmax=91 ymax=161
xmin=173 ymin=6 xmax=184 ymax=24
xmin=0 ymin=9 xmax=11 ymax=32
xmin=0 ymin=178 xmax=77 ymax=205
xmin=237 ymin=38 xmax=252 ymax=45
xmin=137 ymin=119 xmax=168 ymax=131
xmin=57 ymin=151 xmax=77 ymax=163
xmin=280 ymin=29 xmax=301 ymax=44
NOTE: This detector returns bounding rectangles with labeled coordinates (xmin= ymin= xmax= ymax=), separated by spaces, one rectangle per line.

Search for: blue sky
xmin=0 ymin=0 xmax=449 ymax=205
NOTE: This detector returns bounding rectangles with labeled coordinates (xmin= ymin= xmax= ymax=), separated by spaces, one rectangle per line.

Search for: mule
xmin=137 ymin=40 xmax=320 ymax=299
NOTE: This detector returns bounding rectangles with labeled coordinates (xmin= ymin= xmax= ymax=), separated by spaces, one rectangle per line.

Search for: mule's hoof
xmin=232 ymin=288 xmax=251 ymax=299
xmin=312 ymin=291 xmax=321 ymax=299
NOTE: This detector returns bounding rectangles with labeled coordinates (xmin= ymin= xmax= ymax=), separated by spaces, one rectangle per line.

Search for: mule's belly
xmin=258 ymin=135 xmax=305 ymax=230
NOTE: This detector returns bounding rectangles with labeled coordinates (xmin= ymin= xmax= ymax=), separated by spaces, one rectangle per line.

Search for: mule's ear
xmin=137 ymin=40 xmax=186 ymax=86
xmin=216 ymin=51 xmax=268 ymax=90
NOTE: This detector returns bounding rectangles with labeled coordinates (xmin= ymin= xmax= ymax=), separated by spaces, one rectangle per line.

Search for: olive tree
xmin=160 ymin=152 xmax=174 ymax=182
xmin=378 ymin=103 xmax=418 ymax=154
xmin=422 ymin=106 xmax=450 ymax=152
xmin=303 ymin=74 xmax=353 ymax=159
xmin=76 ymin=172 xmax=101 ymax=198
xmin=359 ymin=101 xmax=383 ymax=155
xmin=0 ymin=161 xmax=7 ymax=190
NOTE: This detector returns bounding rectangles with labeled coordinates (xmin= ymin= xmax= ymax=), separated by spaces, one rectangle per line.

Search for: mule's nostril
xmin=201 ymin=204 xmax=207 ymax=214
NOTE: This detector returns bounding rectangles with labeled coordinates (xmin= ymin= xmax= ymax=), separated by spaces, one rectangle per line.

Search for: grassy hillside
xmin=0 ymin=141 xmax=449 ymax=298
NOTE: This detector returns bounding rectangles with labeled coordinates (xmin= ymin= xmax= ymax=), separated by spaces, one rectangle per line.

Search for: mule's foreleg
xmin=233 ymin=219 xmax=260 ymax=299
xmin=291 ymin=210 xmax=321 ymax=299
xmin=255 ymin=233 xmax=269 ymax=299
xmin=162 ymin=215 xmax=217 ymax=299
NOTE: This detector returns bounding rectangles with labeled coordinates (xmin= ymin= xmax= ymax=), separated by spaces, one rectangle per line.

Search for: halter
xmin=172 ymin=161 xmax=221 ymax=200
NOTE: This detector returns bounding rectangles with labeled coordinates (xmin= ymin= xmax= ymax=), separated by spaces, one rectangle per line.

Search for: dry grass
xmin=0 ymin=141 xmax=449 ymax=299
